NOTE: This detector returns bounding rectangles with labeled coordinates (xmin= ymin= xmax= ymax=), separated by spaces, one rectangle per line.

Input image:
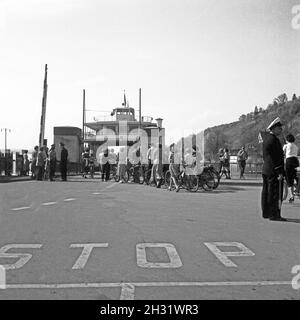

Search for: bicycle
xmin=112 ymin=164 xmax=130 ymax=183
xmin=197 ymin=166 xmax=215 ymax=191
xmin=141 ymin=164 xmax=156 ymax=186
xmin=166 ymin=165 xmax=198 ymax=192
xmin=109 ymin=164 xmax=119 ymax=181
xmin=282 ymin=167 xmax=300 ymax=202
xmin=203 ymin=164 xmax=220 ymax=189
xmin=127 ymin=163 xmax=144 ymax=184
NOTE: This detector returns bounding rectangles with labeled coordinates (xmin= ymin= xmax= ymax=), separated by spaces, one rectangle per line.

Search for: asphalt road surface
xmin=0 ymin=177 xmax=300 ymax=300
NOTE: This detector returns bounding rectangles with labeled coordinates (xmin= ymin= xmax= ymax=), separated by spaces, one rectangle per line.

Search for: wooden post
xmin=39 ymin=64 xmax=48 ymax=148
xmin=82 ymin=89 xmax=86 ymax=146
xmin=139 ymin=88 xmax=142 ymax=128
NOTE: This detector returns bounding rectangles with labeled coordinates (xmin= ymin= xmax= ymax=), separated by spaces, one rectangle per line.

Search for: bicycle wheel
xmin=123 ymin=170 xmax=129 ymax=183
xmin=186 ymin=174 xmax=199 ymax=192
xmin=139 ymin=172 xmax=145 ymax=184
xmin=210 ymin=168 xmax=220 ymax=189
xmin=142 ymin=168 xmax=150 ymax=185
xmin=164 ymin=170 xmax=171 ymax=188
xmin=127 ymin=168 xmax=134 ymax=183
xmin=202 ymin=171 xmax=215 ymax=191
xmin=149 ymin=177 xmax=157 ymax=187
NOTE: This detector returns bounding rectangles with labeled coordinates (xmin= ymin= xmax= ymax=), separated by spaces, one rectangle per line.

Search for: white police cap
xmin=267 ymin=117 xmax=282 ymax=130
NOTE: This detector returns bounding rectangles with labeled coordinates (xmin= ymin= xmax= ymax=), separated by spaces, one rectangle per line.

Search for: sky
xmin=1 ymin=0 xmax=300 ymax=151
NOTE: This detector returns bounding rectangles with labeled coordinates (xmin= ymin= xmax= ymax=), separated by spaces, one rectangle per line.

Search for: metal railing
xmin=204 ymin=161 xmax=263 ymax=179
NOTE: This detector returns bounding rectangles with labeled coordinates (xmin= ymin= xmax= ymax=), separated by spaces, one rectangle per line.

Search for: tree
xmin=246 ymin=113 xmax=252 ymax=121
xmin=239 ymin=114 xmax=246 ymax=121
xmin=292 ymin=93 xmax=297 ymax=101
xmin=254 ymin=106 xmax=259 ymax=115
xmin=267 ymin=103 xmax=276 ymax=111
xmin=273 ymin=93 xmax=288 ymax=106
xmin=204 ymin=130 xmax=226 ymax=160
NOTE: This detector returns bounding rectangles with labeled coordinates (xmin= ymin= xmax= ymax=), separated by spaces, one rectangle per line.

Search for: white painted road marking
xmin=292 ymin=265 xmax=300 ymax=290
xmin=11 ymin=207 xmax=31 ymax=211
xmin=3 ymin=280 xmax=292 ymax=300
xmin=42 ymin=202 xmax=57 ymax=206
xmin=70 ymin=243 xmax=109 ymax=269
xmin=3 ymin=281 xmax=292 ymax=289
xmin=0 ymin=266 xmax=6 ymax=289
xmin=120 ymin=283 xmax=135 ymax=300
xmin=92 ymin=192 xmax=101 ymax=195
xmin=0 ymin=244 xmax=43 ymax=270
xmin=0 ymin=242 xmax=255 ymax=270
xmin=136 ymin=243 xmax=183 ymax=268
xmin=204 ymin=242 xmax=255 ymax=267
xmin=105 ymin=184 xmax=116 ymax=189
xmin=10 ymin=199 xmax=76 ymax=211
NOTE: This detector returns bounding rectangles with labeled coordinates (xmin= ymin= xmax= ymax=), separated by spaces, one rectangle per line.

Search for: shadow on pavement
xmin=68 ymin=180 xmax=105 ymax=183
xmin=162 ymin=186 xmax=248 ymax=194
xmin=207 ymin=186 xmax=249 ymax=193
xmin=286 ymin=218 xmax=300 ymax=223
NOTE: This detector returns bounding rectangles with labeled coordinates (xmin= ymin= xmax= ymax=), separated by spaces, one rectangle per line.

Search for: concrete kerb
xmin=0 ymin=174 xmax=263 ymax=186
xmin=0 ymin=176 xmax=32 ymax=183
xmin=219 ymin=179 xmax=262 ymax=187
xmin=0 ymin=172 xmax=81 ymax=183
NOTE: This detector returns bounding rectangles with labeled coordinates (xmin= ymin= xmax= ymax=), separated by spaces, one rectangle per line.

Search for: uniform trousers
xmin=60 ymin=161 xmax=67 ymax=181
xmin=261 ymin=174 xmax=283 ymax=219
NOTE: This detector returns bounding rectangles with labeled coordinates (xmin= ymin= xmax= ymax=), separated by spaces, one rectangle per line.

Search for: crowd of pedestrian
xmin=78 ymin=143 xmax=199 ymax=191
xmin=218 ymin=148 xmax=231 ymax=179
xmin=77 ymin=142 xmax=252 ymax=188
xmin=217 ymin=146 xmax=250 ymax=180
xmin=30 ymin=142 xmax=68 ymax=182
xmin=80 ymin=144 xmax=165 ymax=185
xmin=26 ymin=121 xmax=299 ymax=212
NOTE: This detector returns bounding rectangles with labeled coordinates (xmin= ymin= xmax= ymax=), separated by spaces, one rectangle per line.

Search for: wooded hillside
xmin=180 ymin=93 xmax=300 ymax=161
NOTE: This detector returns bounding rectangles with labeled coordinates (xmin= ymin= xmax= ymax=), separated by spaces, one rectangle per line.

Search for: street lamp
xmin=155 ymin=118 xmax=163 ymax=129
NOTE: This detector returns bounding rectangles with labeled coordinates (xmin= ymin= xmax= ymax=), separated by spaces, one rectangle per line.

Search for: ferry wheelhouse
xmin=83 ymin=103 xmax=165 ymax=153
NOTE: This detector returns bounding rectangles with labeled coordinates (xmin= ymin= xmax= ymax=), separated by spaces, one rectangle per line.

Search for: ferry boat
xmin=83 ymin=97 xmax=165 ymax=152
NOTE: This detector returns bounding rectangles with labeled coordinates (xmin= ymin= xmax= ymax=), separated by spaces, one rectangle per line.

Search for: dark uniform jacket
xmin=61 ymin=149 xmax=68 ymax=163
xmin=262 ymin=132 xmax=284 ymax=177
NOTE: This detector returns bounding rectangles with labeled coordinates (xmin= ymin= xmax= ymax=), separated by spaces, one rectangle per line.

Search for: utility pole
xmin=1 ymin=128 xmax=11 ymax=153
xmin=1 ymin=128 xmax=11 ymax=175
xmin=139 ymin=88 xmax=142 ymax=128
xmin=39 ymin=64 xmax=48 ymax=147
xmin=82 ymin=89 xmax=86 ymax=145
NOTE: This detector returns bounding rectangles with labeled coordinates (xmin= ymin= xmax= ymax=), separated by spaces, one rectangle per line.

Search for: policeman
xmin=261 ymin=117 xmax=286 ymax=221
xmin=59 ymin=142 xmax=68 ymax=181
